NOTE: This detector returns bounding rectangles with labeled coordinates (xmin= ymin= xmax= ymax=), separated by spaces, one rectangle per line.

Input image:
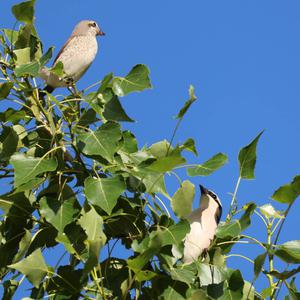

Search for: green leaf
xmin=13 ymin=47 xmax=31 ymax=65
xmin=10 ymin=153 xmax=57 ymax=187
xmin=149 ymin=140 xmax=171 ymax=158
xmin=40 ymin=197 xmax=81 ymax=233
xmin=238 ymin=131 xmax=264 ymax=179
xmin=171 ymin=180 xmax=195 ymax=218
xmin=103 ymin=95 xmax=134 ymax=122
xmin=12 ymin=0 xmax=35 ymax=24
xmin=197 ymin=264 xmax=226 ymax=286
xmin=0 ymin=82 xmax=14 ymax=100
xmin=119 ymin=130 xmax=138 ymax=153
xmin=97 ymin=72 xmax=113 ymax=93
xmin=77 ymin=122 xmax=121 ymax=161
xmin=13 ymin=229 xmax=32 ymax=263
xmin=84 ymin=176 xmax=125 ymax=215
xmin=187 ymin=153 xmax=228 ymax=176
xmin=239 ymin=202 xmax=256 ymax=231
xmin=180 ymin=138 xmax=198 ymax=156
xmin=228 ymin=269 xmax=244 ymax=291
xmin=216 ymin=220 xmax=241 ymax=239
xmin=112 ymin=64 xmax=152 ymax=96
xmin=0 ymin=126 xmax=19 ymax=160
xmin=132 ymin=169 xmax=167 ymax=196
xmin=272 ymin=175 xmax=300 ymax=204
xmin=147 ymin=155 xmax=186 ymax=172
xmin=259 ymin=203 xmax=283 ymax=219
xmin=50 ymin=61 xmax=64 ymax=77
xmin=2 ymin=29 xmax=19 ymax=45
xmin=254 ymin=252 xmax=267 ymax=278
xmin=128 ymin=220 xmax=189 ymax=271
xmin=175 ymin=85 xmax=197 ymax=119
xmin=2 ymin=280 xmax=18 ymax=300
xmin=151 ymin=220 xmax=190 ymax=248
xmin=0 ymin=108 xmax=27 ymax=124
xmin=9 ymin=248 xmax=47 ymax=288
xmin=15 ymin=61 xmax=40 ymax=77
xmin=78 ymin=207 xmax=106 ymax=273
xmin=274 ymin=240 xmax=300 ymax=264
xmin=78 ymin=206 xmax=106 ymax=242
xmin=39 ymin=47 xmax=54 ymax=66
xmin=265 ymin=267 xmax=300 ymax=280
xmin=170 ymin=266 xmax=195 ymax=285
xmin=135 ymin=270 xmax=157 ymax=282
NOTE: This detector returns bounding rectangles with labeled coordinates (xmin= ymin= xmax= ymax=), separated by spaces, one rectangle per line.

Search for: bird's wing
xmin=53 ymin=36 xmax=75 ymax=64
xmin=215 ymin=206 xmax=222 ymax=224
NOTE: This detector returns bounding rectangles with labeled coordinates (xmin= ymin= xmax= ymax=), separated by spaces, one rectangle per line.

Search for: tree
xmin=0 ymin=1 xmax=300 ymax=299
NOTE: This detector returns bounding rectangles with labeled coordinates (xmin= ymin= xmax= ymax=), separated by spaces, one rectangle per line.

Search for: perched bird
xmin=183 ymin=184 xmax=222 ymax=264
xmin=39 ymin=20 xmax=105 ymax=93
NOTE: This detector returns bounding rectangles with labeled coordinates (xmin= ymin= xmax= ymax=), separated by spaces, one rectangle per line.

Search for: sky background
xmin=1 ymin=0 xmax=300 ymax=298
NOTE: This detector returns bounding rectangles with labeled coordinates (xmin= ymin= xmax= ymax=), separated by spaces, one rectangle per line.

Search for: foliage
xmin=0 ymin=1 xmax=299 ymax=299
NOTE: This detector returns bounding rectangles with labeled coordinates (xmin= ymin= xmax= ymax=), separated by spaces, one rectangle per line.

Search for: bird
xmin=39 ymin=20 xmax=105 ymax=93
xmin=183 ymin=184 xmax=222 ymax=264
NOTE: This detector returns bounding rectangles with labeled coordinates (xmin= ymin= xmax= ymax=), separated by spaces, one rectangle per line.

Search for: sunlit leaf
xmin=85 ymin=176 xmax=125 ymax=215
xmin=78 ymin=207 xmax=106 ymax=273
xmin=180 ymin=138 xmax=198 ymax=156
xmin=149 ymin=140 xmax=171 ymax=158
xmin=171 ymin=180 xmax=195 ymax=218
xmin=112 ymin=64 xmax=151 ymax=96
xmin=216 ymin=220 xmax=241 ymax=239
xmin=272 ymin=175 xmax=300 ymax=204
xmin=50 ymin=61 xmax=64 ymax=78
xmin=13 ymin=47 xmax=31 ymax=65
xmin=12 ymin=0 xmax=35 ymax=24
xmin=15 ymin=61 xmax=40 ymax=77
xmin=77 ymin=122 xmax=121 ymax=161
xmin=259 ymin=204 xmax=283 ymax=219
xmin=9 ymin=249 xmax=47 ymax=288
xmin=170 ymin=266 xmax=195 ymax=285
xmin=175 ymin=85 xmax=197 ymax=119
xmin=10 ymin=153 xmax=57 ymax=187
xmin=40 ymin=197 xmax=81 ymax=233
xmin=147 ymin=155 xmax=186 ymax=172
xmin=187 ymin=153 xmax=228 ymax=176
xmin=2 ymin=29 xmax=19 ymax=45
xmin=238 ymin=131 xmax=263 ymax=179
xmin=274 ymin=240 xmax=300 ymax=264
xmin=198 ymin=264 xmax=226 ymax=287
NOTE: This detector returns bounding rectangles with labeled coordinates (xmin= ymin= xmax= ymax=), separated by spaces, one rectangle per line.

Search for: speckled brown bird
xmin=40 ymin=20 xmax=105 ymax=92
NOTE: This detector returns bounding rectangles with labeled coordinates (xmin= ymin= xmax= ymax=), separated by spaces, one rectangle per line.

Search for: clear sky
xmin=1 ymin=0 xmax=300 ymax=297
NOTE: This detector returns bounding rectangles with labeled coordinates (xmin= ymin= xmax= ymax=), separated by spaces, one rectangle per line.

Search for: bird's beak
xmin=199 ymin=184 xmax=208 ymax=195
xmin=97 ymin=29 xmax=105 ymax=36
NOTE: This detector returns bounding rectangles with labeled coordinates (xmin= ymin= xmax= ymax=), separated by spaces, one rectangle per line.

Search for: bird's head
xmin=72 ymin=20 xmax=105 ymax=37
xmin=199 ymin=184 xmax=222 ymax=223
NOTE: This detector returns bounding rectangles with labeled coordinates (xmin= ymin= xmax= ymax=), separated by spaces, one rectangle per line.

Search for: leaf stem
xmin=227 ymin=175 xmax=242 ymax=222
xmin=167 ymin=118 xmax=182 ymax=155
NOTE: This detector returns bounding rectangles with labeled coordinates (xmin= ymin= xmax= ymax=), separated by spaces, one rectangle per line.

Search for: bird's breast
xmin=57 ymin=36 xmax=98 ymax=81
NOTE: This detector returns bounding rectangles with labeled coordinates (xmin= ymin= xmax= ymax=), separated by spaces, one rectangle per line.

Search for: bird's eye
xmin=89 ymin=22 xmax=97 ymax=27
xmin=209 ymin=192 xmax=217 ymax=200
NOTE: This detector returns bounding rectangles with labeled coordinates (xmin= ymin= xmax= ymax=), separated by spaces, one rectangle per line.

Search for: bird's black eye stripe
xmin=208 ymin=191 xmax=217 ymax=199
xmin=89 ymin=22 xmax=97 ymax=27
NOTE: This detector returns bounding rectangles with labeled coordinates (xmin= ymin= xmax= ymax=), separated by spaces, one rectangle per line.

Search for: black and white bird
xmin=183 ymin=184 xmax=222 ymax=264
xmin=39 ymin=20 xmax=105 ymax=93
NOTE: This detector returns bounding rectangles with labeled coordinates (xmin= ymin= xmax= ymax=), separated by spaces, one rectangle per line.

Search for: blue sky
xmin=1 ymin=0 xmax=300 ymax=297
